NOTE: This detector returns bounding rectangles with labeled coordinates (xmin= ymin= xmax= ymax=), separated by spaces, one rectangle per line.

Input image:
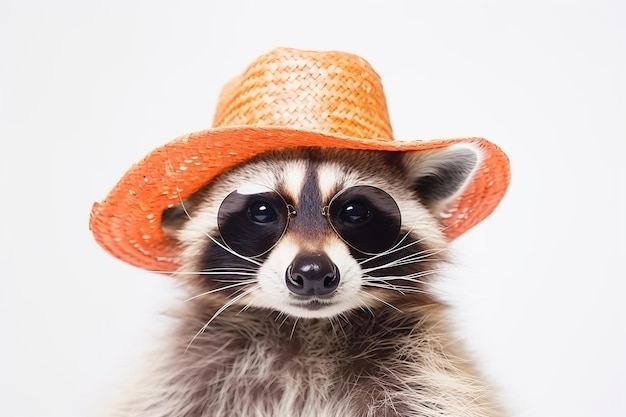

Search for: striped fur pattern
xmin=103 ymin=146 xmax=504 ymax=416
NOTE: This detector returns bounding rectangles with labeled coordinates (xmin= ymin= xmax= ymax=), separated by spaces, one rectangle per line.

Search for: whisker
xmin=202 ymin=267 xmax=259 ymax=273
xmin=359 ymin=230 xmax=449 ymax=271
xmin=362 ymin=281 xmax=427 ymax=295
xmin=175 ymin=188 xmax=263 ymax=268
xmin=185 ymin=284 xmax=260 ymax=353
xmin=336 ymin=314 xmax=349 ymax=338
xmin=362 ymin=281 xmax=408 ymax=295
xmin=203 ymin=231 xmax=263 ymax=267
xmin=327 ymin=315 xmax=338 ymax=335
xmin=390 ymin=249 xmax=444 ymax=266
xmin=358 ymin=230 xmax=416 ymax=266
xmin=277 ymin=313 xmax=290 ymax=329
xmin=214 ymin=278 xmax=258 ymax=284
xmin=361 ymin=270 xmax=438 ymax=297
xmin=350 ymin=293 xmax=377 ymax=318
xmin=369 ymin=269 xmax=439 ymax=283
xmin=238 ymin=299 xmax=256 ymax=314
xmin=358 ymin=299 xmax=376 ymax=318
xmin=360 ymin=248 xmax=444 ymax=274
xmin=178 ymin=280 xmax=257 ymax=305
xmin=289 ymin=317 xmax=299 ymax=341
xmin=174 ymin=270 xmax=257 ymax=277
xmin=407 ymin=270 xmax=439 ymax=281
xmin=362 ymin=292 xmax=402 ymax=313
xmin=327 ymin=315 xmax=348 ymax=339
xmin=337 ymin=312 xmax=351 ymax=326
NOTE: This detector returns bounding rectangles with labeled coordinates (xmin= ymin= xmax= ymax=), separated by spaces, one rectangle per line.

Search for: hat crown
xmin=212 ymin=48 xmax=394 ymax=141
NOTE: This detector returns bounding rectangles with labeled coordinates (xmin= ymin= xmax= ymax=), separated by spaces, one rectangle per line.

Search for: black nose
xmin=286 ymin=252 xmax=340 ymax=296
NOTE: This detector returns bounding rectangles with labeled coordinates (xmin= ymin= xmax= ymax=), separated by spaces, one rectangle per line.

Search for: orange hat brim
xmin=89 ymin=127 xmax=510 ymax=272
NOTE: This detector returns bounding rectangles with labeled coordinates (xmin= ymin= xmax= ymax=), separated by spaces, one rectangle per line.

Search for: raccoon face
xmin=163 ymin=145 xmax=481 ymax=319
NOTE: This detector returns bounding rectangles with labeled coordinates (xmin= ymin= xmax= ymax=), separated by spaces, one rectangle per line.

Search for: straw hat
xmin=89 ymin=47 xmax=510 ymax=272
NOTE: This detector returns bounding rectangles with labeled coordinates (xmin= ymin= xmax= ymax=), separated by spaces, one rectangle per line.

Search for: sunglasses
xmin=217 ymin=184 xmax=401 ymax=257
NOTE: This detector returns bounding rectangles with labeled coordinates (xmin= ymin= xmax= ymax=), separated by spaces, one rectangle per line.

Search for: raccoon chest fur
xmin=137 ymin=305 xmax=488 ymax=417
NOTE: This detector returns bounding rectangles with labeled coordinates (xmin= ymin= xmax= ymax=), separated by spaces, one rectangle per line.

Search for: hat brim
xmin=89 ymin=127 xmax=510 ymax=272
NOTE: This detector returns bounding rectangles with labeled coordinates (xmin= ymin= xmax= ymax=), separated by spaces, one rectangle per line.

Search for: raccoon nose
xmin=286 ymin=252 xmax=340 ymax=296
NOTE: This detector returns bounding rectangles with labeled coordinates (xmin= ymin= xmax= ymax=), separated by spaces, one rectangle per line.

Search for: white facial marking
xmin=281 ymin=160 xmax=307 ymax=203
xmin=236 ymin=183 xmax=274 ymax=195
xmin=317 ymin=162 xmax=359 ymax=201
xmin=251 ymin=235 xmax=363 ymax=318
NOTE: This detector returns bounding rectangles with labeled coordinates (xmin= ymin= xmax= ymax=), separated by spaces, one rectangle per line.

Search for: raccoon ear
xmin=161 ymin=204 xmax=190 ymax=238
xmin=401 ymin=143 xmax=481 ymax=213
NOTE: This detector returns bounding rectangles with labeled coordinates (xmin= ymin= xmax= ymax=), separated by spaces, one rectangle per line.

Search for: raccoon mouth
xmin=290 ymin=298 xmax=335 ymax=311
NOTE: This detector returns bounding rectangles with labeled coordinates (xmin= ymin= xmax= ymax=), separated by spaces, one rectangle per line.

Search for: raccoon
xmin=103 ymin=145 xmax=505 ymax=417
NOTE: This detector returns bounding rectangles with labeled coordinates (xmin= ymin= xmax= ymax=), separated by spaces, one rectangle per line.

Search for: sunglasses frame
xmin=217 ymin=184 xmax=401 ymax=257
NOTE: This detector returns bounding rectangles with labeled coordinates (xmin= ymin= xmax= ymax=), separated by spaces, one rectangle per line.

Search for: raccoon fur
xmin=103 ymin=145 xmax=505 ymax=417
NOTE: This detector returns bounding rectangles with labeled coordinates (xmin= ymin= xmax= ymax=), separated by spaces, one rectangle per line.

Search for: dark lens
xmin=248 ymin=200 xmax=277 ymax=223
xmin=218 ymin=185 xmax=289 ymax=257
xmin=328 ymin=186 xmax=401 ymax=254
xmin=339 ymin=202 xmax=369 ymax=224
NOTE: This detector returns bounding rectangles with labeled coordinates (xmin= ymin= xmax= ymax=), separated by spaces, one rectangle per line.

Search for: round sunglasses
xmin=217 ymin=184 xmax=401 ymax=257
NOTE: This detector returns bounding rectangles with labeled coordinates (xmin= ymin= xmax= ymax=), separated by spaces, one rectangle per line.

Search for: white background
xmin=1 ymin=1 xmax=624 ymax=416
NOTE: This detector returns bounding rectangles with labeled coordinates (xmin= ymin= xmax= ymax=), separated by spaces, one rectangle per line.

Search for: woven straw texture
xmin=90 ymin=47 xmax=510 ymax=272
